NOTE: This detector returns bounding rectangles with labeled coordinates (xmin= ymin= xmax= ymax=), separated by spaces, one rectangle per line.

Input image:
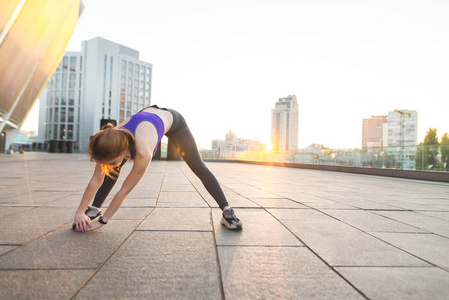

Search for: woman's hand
xmin=73 ymin=212 xmax=91 ymax=232
xmin=85 ymin=220 xmax=104 ymax=232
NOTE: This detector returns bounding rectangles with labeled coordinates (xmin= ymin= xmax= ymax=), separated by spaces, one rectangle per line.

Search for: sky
xmin=21 ymin=0 xmax=449 ymax=149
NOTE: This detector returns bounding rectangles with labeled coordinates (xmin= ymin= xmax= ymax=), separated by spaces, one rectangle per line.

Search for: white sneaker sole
xmin=220 ymin=217 xmax=243 ymax=230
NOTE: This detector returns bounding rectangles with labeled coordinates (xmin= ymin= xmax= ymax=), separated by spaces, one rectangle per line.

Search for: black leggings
xmin=92 ymin=108 xmax=229 ymax=210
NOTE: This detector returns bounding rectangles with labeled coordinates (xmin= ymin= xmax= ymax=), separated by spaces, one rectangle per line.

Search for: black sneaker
xmin=85 ymin=206 xmax=102 ymax=220
xmin=72 ymin=206 xmax=102 ymax=229
xmin=220 ymin=208 xmax=243 ymax=230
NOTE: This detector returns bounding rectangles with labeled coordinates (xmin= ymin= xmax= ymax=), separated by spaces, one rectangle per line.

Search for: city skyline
xmin=21 ymin=0 xmax=449 ymax=149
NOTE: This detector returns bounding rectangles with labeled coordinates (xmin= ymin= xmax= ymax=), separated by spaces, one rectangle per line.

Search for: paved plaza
xmin=1 ymin=153 xmax=449 ymax=299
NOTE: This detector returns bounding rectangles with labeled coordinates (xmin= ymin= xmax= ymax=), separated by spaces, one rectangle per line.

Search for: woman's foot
xmin=220 ymin=208 xmax=243 ymax=230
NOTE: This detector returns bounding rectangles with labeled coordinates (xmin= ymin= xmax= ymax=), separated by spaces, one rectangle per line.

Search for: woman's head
xmin=88 ymin=123 xmax=135 ymax=164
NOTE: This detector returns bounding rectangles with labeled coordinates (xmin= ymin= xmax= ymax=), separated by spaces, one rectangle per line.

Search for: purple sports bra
xmin=121 ymin=112 xmax=165 ymax=157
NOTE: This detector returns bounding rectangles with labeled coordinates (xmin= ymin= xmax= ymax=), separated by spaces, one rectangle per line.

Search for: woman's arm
xmin=86 ymin=151 xmax=152 ymax=231
xmin=74 ymin=163 xmax=104 ymax=232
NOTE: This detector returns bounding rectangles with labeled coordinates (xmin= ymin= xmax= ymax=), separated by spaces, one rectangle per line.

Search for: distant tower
xmin=362 ymin=115 xmax=388 ymax=149
xmin=271 ymin=95 xmax=299 ymax=152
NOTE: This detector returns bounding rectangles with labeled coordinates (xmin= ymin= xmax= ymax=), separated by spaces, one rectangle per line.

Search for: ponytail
xmin=101 ymin=123 xmax=115 ymax=130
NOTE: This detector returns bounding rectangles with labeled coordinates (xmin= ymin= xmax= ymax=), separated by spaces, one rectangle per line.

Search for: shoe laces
xmin=223 ymin=208 xmax=238 ymax=221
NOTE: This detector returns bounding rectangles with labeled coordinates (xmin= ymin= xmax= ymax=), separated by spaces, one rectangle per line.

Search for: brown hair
xmin=88 ymin=123 xmax=135 ymax=164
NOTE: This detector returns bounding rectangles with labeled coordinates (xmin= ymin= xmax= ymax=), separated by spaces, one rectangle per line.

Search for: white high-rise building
xmin=38 ymin=37 xmax=152 ymax=152
xmin=387 ymin=109 xmax=418 ymax=147
xmin=271 ymin=95 xmax=299 ymax=152
xmin=387 ymin=109 xmax=418 ymax=169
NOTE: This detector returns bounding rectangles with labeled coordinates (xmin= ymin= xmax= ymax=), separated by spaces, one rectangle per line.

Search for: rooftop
xmin=1 ymin=153 xmax=449 ymax=299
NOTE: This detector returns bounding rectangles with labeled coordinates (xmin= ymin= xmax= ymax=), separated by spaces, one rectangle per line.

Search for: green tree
xmin=415 ymin=128 xmax=439 ymax=170
xmin=441 ymin=133 xmax=449 ymax=172
xmin=415 ymin=142 xmax=424 ymax=170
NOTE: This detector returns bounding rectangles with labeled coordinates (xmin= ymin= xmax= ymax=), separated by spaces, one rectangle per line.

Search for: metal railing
xmin=201 ymin=145 xmax=449 ymax=173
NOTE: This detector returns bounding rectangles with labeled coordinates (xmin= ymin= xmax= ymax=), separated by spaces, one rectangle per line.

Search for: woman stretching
xmin=73 ymin=105 xmax=242 ymax=232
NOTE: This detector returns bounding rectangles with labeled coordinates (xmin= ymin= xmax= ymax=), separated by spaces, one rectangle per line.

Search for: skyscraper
xmin=362 ymin=115 xmax=388 ymax=149
xmin=271 ymin=95 xmax=299 ymax=152
xmin=387 ymin=109 xmax=418 ymax=169
xmin=387 ymin=109 xmax=418 ymax=148
xmin=37 ymin=37 xmax=152 ymax=152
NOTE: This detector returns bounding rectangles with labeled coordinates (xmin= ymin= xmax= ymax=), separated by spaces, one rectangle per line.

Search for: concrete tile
xmin=162 ymin=176 xmax=191 ymax=185
xmin=321 ymin=209 xmax=428 ymax=233
xmin=161 ymin=184 xmax=196 ymax=192
xmin=108 ymin=207 xmax=154 ymax=220
xmin=157 ymin=191 xmax=209 ymax=207
xmin=0 ymin=202 xmax=43 ymax=207
xmin=120 ymin=197 xmax=157 ymax=207
xmin=336 ymin=267 xmax=449 ymax=300
xmin=278 ymin=192 xmax=330 ymax=203
xmin=75 ymin=231 xmax=221 ymax=299
xmin=268 ymin=208 xmax=329 ymax=220
xmin=280 ymin=216 xmax=430 ymax=267
xmin=219 ymin=246 xmax=362 ymax=299
xmin=225 ymin=194 xmax=261 ymax=208
xmin=222 ymin=183 xmax=280 ymax=198
xmin=0 ymin=270 xmax=94 ymax=299
xmin=249 ymin=198 xmax=308 ymax=208
xmin=127 ymin=185 xmax=161 ymax=199
xmin=382 ymin=199 xmax=447 ymax=211
xmin=371 ymin=232 xmax=449 ymax=271
xmin=419 ymin=211 xmax=449 ymax=221
xmin=137 ymin=207 xmax=212 ymax=231
xmin=213 ymin=208 xmax=303 ymax=246
xmin=0 ymin=246 xmax=17 ymax=256
xmin=336 ymin=199 xmax=400 ymax=210
xmin=0 ymin=206 xmax=35 ymax=218
xmin=5 ymin=191 xmax=73 ymax=205
xmin=374 ymin=211 xmax=449 ymax=238
xmin=0 ymin=206 xmax=74 ymax=244
xmin=41 ymin=194 xmax=86 ymax=208
xmin=302 ymin=200 xmax=357 ymax=210
xmin=0 ymin=221 xmax=140 ymax=269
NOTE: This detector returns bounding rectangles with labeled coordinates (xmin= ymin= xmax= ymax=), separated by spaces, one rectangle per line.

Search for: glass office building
xmin=38 ymin=37 xmax=152 ymax=151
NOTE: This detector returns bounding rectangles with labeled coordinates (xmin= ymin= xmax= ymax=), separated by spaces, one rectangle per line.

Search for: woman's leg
xmin=165 ymin=110 xmax=229 ymax=210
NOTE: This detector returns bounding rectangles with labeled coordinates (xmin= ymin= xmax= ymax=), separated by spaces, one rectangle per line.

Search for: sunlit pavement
xmin=1 ymin=153 xmax=449 ymax=299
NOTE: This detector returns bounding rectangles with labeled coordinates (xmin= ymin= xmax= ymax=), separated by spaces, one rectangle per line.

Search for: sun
xmin=266 ymin=143 xmax=273 ymax=152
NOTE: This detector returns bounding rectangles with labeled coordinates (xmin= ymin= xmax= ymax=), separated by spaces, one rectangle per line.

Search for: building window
xmin=55 ymin=73 xmax=60 ymax=88
xmin=68 ymin=90 xmax=75 ymax=106
xmin=54 ymin=124 xmax=58 ymax=140
xmin=60 ymin=107 xmax=66 ymax=122
xmin=62 ymin=73 xmax=67 ymax=89
xmin=61 ymin=91 xmax=66 ymax=105
xmin=121 ymin=59 xmax=126 ymax=76
xmin=70 ymin=57 xmax=76 ymax=72
xmin=68 ymin=107 xmax=74 ymax=123
xmin=140 ymin=69 xmax=145 ymax=81
xmin=60 ymin=125 xmax=66 ymax=140
xmin=69 ymin=73 xmax=76 ymax=88
xmin=128 ymin=62 xmax=133 ymax=77
xmin=54 ymin=107 xmax=59 ymax=122
xmin=68 ymin=125 xmax=73 ymax=140
xmin=62 ymin=56 xmax=68 ymax=70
